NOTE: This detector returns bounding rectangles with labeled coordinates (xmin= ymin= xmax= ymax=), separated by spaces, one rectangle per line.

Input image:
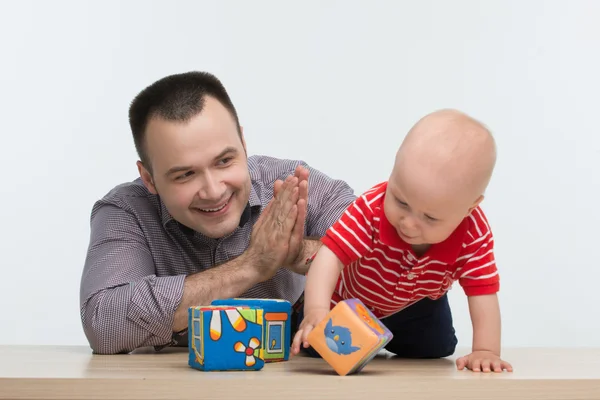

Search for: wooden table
xmin=1 ymin=345 xmax=599 ymax=399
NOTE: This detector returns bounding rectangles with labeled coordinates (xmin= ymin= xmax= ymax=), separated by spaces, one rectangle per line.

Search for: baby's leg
xmin=380 ymin=294 xmax=458 ymax=358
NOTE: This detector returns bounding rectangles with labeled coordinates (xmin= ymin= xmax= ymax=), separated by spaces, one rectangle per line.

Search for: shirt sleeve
xmin=455 ymin=209 xmax=500 ymax=296
xmin=320 ymin=193 xmax=376 ymax=266
xmin=79 ymin=202 xmax=185 ymax=354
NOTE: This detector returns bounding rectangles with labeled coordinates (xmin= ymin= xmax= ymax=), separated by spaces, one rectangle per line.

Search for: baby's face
xmin=383 ymin=168 xmax=481 ymax=246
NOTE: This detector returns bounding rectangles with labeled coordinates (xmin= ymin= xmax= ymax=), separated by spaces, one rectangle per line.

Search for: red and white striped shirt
xmin=321 ymin=181 xmax=500 ymax=319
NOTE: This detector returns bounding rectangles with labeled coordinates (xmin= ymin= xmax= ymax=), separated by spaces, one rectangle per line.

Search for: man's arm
xmin=81 ymin=204 xmax=265 ymax=354
xmin=284 ymin=237 xmax=322 ymax=275
xmin=171 ymin=255 xmax=261 ymax=331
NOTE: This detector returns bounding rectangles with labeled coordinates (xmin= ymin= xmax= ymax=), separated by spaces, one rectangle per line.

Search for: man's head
xmin=129 ymin=71 xmax=251 ymax=239
xmin=384 ymin=109 xmax=497 ymax=245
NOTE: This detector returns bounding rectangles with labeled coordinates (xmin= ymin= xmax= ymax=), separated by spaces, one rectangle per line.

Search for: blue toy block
xmin=211 ymin=298 xmax=292 ymax=362
xmin=188 ymin=305 xmax=265 ymax=371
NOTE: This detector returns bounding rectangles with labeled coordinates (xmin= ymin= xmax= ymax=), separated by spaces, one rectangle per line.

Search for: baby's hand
xmin=456 ymin=350 xmax=513 ymax=373
xmin=291 ymin=308 xmax=329 ymax=356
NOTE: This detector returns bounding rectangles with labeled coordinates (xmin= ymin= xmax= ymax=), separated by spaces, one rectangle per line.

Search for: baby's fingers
xmin=501 ymin=360 xmax=514 ymax=372
xmin=300 ymin=324 xmax=314 ymax=348
xmin=480 ymin=359 xmax=492 ymax=373
xmin=291 ymin=330 xmax=304 ymax=355
xmin=471 ymin=358 xmax=482 ymax=372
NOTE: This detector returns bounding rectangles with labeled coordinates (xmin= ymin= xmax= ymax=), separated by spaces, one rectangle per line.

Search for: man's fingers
xmin=290 ymin=198 xmax=307 ymax=241
xmin=276 ymin=176 xmax=298 ymax=209
xmin=298 ymin=179 xmax=308 ymax=203
xmin=295 ymin=165 xmax=309 ymax=181
xmin=273 ymin=179 xmax=283 ymax=197
xmin=254 ymin=200 xmax=272 ymax=228
xmin=275 ymin=184 xmax=299 ymax=230
xmin=284 ymin=205 xmax=298 ymax=232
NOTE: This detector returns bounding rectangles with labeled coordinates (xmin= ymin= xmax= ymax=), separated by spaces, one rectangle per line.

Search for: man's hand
xmin=246 ymin=174 xmax=300 ymax=280
xmin=274 ymin=165 xmax=309 ymax=268
xmin=456 ymin=350 xmax=513 ymax=373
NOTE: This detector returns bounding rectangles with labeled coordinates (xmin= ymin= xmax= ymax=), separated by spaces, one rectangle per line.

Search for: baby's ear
xmin=468 ymin=194 xmax=484 ymax=213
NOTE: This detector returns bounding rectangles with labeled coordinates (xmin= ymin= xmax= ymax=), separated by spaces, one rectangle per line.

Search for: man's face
xmin=138 ymin=96 xmax=251 ymax=239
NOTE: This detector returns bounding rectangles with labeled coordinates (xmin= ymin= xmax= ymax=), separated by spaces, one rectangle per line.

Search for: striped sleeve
xmin=455 ymin=207 xmax=500 ymax=296
xmin=321 ymin=189 xmax=377 ymax=266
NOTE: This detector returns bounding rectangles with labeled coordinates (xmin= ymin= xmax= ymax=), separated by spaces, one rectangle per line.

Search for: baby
xmin=291 ymin=109 xmax=512 ymax=373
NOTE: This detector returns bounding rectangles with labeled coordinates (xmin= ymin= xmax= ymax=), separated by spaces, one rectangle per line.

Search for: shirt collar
xmin=377 ymin=190 xmax=468 ymax=264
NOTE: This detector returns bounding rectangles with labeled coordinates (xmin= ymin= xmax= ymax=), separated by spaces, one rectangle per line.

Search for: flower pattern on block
xmin=234 ymin=337 xmax=261 ymax=366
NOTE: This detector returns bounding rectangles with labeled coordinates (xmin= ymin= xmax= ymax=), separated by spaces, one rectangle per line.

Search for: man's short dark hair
xmin=128 ymin=71 xmax=241 ymax=172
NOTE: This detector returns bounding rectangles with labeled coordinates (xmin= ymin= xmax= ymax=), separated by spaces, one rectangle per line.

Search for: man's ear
xmin=467 ymin=194 xmax=484 ymax=214
xmin=137 ymin=160 xmax=158 ymax=195
xmin=239 ymin=126 xmax=247 ymax=154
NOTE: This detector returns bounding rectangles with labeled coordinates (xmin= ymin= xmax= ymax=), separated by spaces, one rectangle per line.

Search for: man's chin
xmin=188 ymin=213 xmax=241 ymax=239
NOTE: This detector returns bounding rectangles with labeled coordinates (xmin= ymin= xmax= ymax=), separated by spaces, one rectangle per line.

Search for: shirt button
xmin=407 ymin=272 xmax=415 ymax=280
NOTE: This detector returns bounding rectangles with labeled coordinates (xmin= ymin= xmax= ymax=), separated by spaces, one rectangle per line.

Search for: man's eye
xmin=219 ymin=157 xmax=232 ymax=165
xmin=176 ymin=171 xmax=193 ymax=180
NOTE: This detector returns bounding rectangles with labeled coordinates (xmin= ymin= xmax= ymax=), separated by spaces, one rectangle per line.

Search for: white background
xmin=1 ymin=0 xmax=598 ymax=349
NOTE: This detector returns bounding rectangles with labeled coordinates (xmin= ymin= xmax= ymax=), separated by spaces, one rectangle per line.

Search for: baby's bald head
xmin=394 ymin=109 xmax=496 ymax=204
xmin=384 ymin=109 xmax=497 ymax=245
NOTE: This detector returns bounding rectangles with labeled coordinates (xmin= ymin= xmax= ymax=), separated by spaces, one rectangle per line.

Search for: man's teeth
xmin=199 ymin=202 xmax=227 ymax=212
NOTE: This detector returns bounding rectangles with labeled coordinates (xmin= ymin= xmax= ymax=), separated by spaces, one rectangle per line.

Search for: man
xmin=79 ymin=71 xmax=356 ymax=355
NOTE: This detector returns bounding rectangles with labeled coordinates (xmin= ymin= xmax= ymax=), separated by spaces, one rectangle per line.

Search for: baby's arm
xmin=455 ymin=293 xmax=512 ymax=372
xmin=468 ymin=293 xmax=502 ymax=356
xmin=455 ymin=207 xmax=512 ymax=372
xmin=291 ymin=246 xmax=343 ymax=354
xmin=304 ymin=245 xmax=344 ymax=313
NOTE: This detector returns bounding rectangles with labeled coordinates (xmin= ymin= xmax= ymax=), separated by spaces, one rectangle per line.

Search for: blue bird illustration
xmin=324 ymin=318 xmax=360 ymax=355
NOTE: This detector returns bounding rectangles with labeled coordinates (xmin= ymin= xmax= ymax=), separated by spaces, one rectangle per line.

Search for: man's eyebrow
xmin=165 ymin=165 xmax=193 ymax=177
xmin=214 ymin=146 xmax=239 ymax=160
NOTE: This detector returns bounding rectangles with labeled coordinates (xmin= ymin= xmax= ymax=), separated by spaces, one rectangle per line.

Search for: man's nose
xmin=198 ymin=174 xmax=222 ymax=200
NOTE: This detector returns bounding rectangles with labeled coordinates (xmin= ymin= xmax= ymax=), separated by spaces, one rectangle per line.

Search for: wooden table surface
xmin=1 ymin=345 xmax=599 ymax=399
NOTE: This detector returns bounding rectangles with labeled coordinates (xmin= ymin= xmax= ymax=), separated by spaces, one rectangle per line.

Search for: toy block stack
xmin=187 ymin=298 xmax=292 ymax=371
xmin=307 ymin=298 xmax=393 ymax=376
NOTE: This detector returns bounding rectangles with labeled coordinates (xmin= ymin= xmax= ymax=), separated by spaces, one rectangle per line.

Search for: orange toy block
xmin=307 ymin=298 xmax=393 ymax=376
